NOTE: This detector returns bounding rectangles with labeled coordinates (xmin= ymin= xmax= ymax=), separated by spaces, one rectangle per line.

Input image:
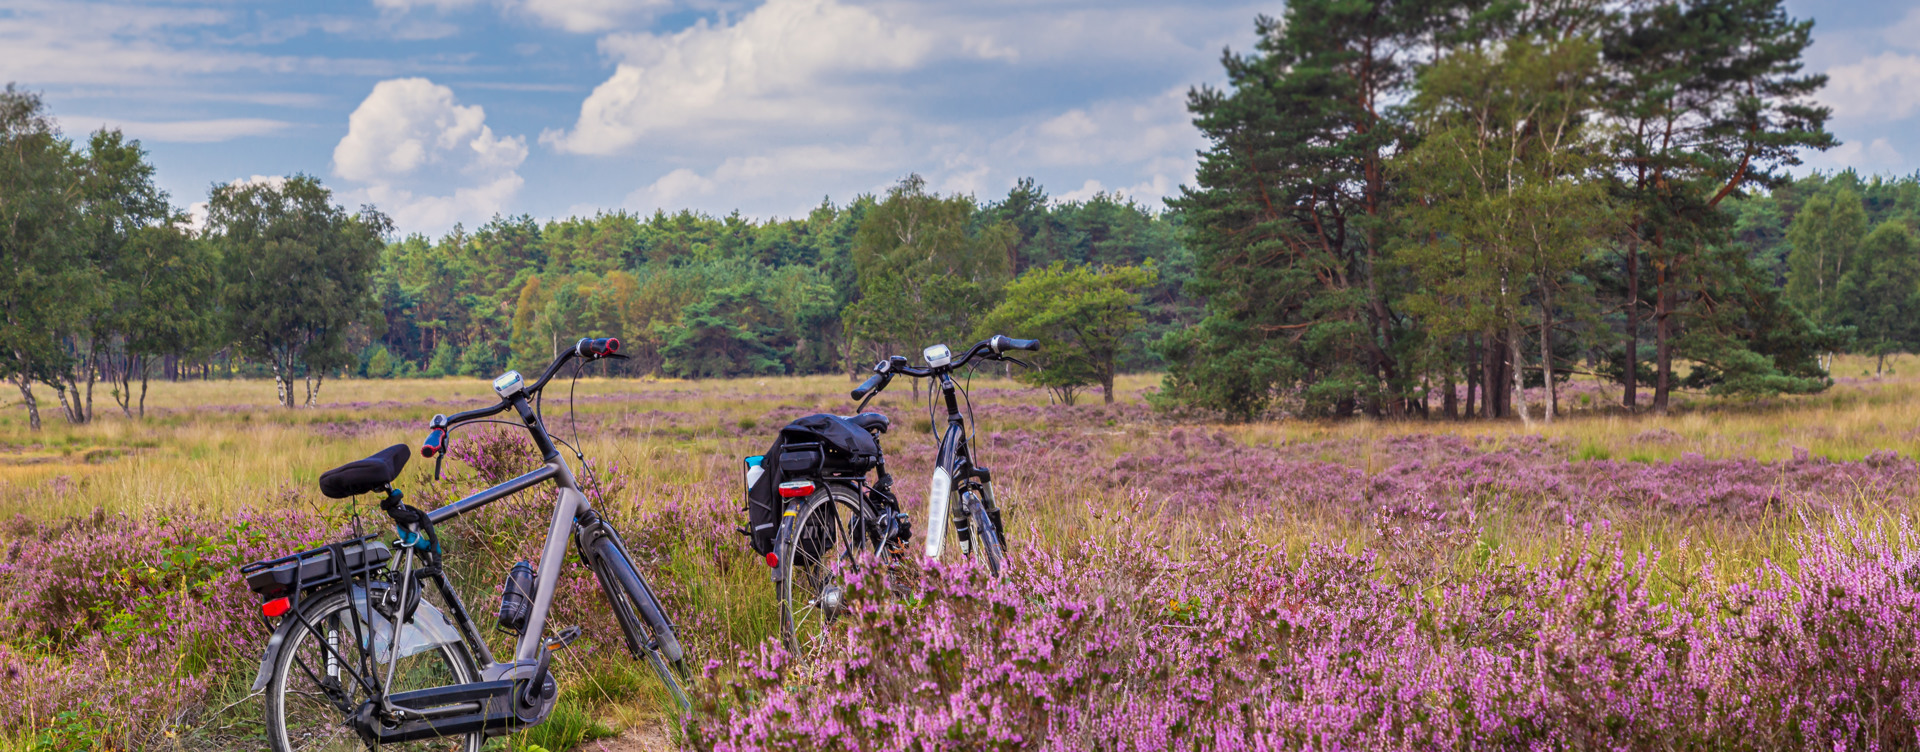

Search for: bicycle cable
xmin=557 ymin=357 xmax=611 ymax=503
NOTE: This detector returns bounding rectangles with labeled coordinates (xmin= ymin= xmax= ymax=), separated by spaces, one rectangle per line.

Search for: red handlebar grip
xmin=604 ymin=337 xmax=620 ymax=355
xmin=421 ymin=429 xmax=446 ymax=458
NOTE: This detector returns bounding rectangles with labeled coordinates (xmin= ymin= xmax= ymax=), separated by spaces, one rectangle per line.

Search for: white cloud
xmin=65 ymin=116 xmax=291 ymax=143
xmin=372 ymin=0 xmax=484 ymax=11
xmin=624 ymin=138 xmax=910 ymax=214
xmin=1885 ymin=8 xmax=1920 ymax=52
xmin=1803 ymin=137 xmax=1908 ymax=175
xmin=1823 ymin=52 xmax=1920 ymax=122
xmin=332 ymin=78 xmax=527 ymax=234
xmin=518 ymin=0 xmax=672 ymax=33
xmin=544 ymin=0 xmax=937 ymax=155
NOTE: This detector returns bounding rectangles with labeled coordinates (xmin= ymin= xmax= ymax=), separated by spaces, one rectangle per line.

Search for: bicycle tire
xmin=587 ymin=535 xmax=691 ymax=711
xmin=778 ymin=484 xmax=865 ymax=658
xmin=962 ymin=489 xmax=1005 ymax=576
xmin=265 ymin=589 xmax=480 ymax=752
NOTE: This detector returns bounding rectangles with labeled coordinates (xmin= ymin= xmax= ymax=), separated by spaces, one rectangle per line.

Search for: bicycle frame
xmin=926 ymin=371 xmax=991 ymax=558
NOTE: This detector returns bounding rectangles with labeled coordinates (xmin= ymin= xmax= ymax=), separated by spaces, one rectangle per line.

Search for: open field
xmin=4 ymin=359 xmax=1920 ymax=749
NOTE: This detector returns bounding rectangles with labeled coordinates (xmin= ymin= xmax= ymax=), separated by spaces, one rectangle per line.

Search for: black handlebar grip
xmin=852 ymin=373 xmax=885 ymax=401
xmin=577 ymin=337 xmax=620 ymax=358
xmin=421 ymin=428 xmax=446 ymax=458
xmin=991 ymin=335 xmax=1041 ymax=354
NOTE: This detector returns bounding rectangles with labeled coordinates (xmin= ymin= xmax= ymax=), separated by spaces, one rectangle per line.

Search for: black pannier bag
xmin=743 ymin=414 xmax=881 ymax=555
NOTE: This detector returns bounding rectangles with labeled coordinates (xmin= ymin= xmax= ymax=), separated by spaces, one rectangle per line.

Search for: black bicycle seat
xmin=318 ymin=444 xmax=411 ymax=499
xmin=847 ymin=413 xmax=890 ymax=435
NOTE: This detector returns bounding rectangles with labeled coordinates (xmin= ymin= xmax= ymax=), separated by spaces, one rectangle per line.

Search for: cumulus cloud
xmin=1803 ymin=137 xmax=1908 ymax=175
xmin=518 ymin=0 xmax=672 ymax=33
xmin=1822 ymin=52 xmax=1920 ymax=122
xmin=624 ymin=137 xmax=911 ymax=213
xmin=543 ymin=0 xmax=937 ymax=155
xmin=67 ymin=116 xmax=291 ymax=143
xmin=332 ymin=78 xmax=527 ymax=234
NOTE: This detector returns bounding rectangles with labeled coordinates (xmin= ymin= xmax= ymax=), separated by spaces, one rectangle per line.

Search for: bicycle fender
xmin=250 ymin=587 xmax=343 ymax=692
xmin=249 ymin=584 xmax=463 ymax=692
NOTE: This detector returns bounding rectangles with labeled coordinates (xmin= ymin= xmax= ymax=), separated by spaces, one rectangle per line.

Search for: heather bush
xmin=0 ymin=508 xmax=330 ymax=746
xmin=690 ymin=514 xmax=1920 ymax=751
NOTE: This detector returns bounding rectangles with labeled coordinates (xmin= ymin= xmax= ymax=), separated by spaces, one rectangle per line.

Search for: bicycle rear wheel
xmin=778 ymin=483 xmax=866 ymax=658
xmin=265 ymin=589 xmax=479 ymax=752
xmin=587 ymin=535 xmax=691 ymax=711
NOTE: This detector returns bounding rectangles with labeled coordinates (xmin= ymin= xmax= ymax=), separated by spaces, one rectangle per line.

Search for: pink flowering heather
xmin=690 ymin=513 xmax=1920 ymax=751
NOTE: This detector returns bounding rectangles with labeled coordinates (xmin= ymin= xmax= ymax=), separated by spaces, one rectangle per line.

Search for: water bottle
xmin=498 ymin=561 xmax=535 ymax=634
xmin=743 ymin=456 xmax=765 ymax=495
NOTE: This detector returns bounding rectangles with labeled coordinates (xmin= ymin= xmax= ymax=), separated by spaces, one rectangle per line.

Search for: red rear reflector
xmin=778 ymin=481 xmax=815 ymax=498
xmin=262 ymin=597 xmax=291 ymax=618
xmin=766 ymin=552 xmax=780 ymax=568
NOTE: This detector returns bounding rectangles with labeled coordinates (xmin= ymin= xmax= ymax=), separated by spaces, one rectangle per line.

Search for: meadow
xmin=4 ymin=359 xmax=1920 ymax=750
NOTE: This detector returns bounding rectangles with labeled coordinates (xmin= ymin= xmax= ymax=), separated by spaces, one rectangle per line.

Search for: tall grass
xmin=1 ymin=358 xmax=1917 ymax=748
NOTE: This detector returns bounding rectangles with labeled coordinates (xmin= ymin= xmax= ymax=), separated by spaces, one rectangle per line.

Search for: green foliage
xmin=426 ymin=340 xmax=458 ymax=377
xmin=206 ymin=175 xmax=387 ymax=407
xmin=0 ymin=85 xmax=90 ymax=430
xmin=979 ymin=262 xmax=1156 ymax=404
xmin=1836 ymin=222 xmax=1920 ymax=371
xmin=364 ymin=346 xmax=394 ymax=378
xmin=843 ymin=175 xmax=1015 ymax=360
xmin=1162 ymin=0 xmax=1427 ymax=419
xmin=1785 ymin=186 xmax=1869 ymax=326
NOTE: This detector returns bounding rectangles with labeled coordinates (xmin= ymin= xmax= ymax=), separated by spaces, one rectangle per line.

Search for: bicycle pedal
xmin=545 ymin=625 xmax=583 ymax=652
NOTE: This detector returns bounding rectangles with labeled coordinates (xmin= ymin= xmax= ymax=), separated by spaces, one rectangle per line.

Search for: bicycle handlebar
xmin=420 ymin=336 xmax=621 ymax=457
xmin=851 ymin=335 xmax=1039 ymax=406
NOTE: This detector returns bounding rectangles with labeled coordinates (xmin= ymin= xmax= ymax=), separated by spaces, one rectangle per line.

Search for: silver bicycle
xmin=239 ymin=337 xmax=687 ymax=751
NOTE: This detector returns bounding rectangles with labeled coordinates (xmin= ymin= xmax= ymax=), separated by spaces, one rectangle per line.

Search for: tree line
xmin=1 ymin=84 xmax=1188 ymax=429
xmin=6 ymin=0 xmax=1914 ymax=428
xmin=1160 ymin=0 xmax=1853 ymax=421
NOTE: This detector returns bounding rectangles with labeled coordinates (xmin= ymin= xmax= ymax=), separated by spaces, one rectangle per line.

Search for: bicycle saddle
xmin=318 ymin=444 xmax=411 ymax=499
xmin=847 ymin=412 xmax=890 ymax=435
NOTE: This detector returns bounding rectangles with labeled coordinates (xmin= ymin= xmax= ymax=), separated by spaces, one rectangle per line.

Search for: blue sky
xmin=2 ymin=0 xmax=1914 ymax=237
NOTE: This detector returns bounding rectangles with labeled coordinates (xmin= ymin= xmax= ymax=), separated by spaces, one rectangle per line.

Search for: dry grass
xmin=5 ymin=360 xmax=1919 ymax=748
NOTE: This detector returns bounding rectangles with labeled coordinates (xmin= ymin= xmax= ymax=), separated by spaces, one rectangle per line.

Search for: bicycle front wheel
xmin=778 ymin=483 xmax=865 ymax=658
xmin=962 ymin=489 xmax=1006 ymax=576
xmin=588 ymin=534 xmax=691 ymax=711
xmin=265 ymin=589 xmax=479 ymax=752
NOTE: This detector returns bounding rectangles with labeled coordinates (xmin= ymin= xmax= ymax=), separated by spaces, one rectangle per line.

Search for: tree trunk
xmin=1443 ymin=368 xmax=1458 ymax=420
xmin=272 ymin=356 xmax=294 ymax=409
xmin=52 ymin=380 xmax=78 ymax=424
xmin=1465 ymin=337 xmax=1479 ymax=419
xmin=83 ymin=345 xmax=96 ymax=424
xmin=1101 ymin=365 xmax=1115 ymax=405
xmin=13 ymin=376 xmax=40 ymax=431
xmin=1509 ymin=310 xmax=1531 ymax=428
xmin=305 ymin=372 xmax=325 ymax=408
xmin=1541 ymin=286 xmax=1555 ymax=424
xmin=138 ymin=364 xmax=150 ymax=419
xmin=1624 ymin=237 xmax=1639 ymax=411
xmin=1654 ymin=276 xmax=1673 ymax=413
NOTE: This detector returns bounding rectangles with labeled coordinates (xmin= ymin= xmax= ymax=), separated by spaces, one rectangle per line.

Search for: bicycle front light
xmin=926 ymin=468 xmax=952 ymax=558
xmin=491 ymin=370 xmax=525 ymax=399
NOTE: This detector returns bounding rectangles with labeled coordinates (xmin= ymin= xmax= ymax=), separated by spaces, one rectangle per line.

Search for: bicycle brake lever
xmin=1003 ymin=356 xmax=1035 ymax=370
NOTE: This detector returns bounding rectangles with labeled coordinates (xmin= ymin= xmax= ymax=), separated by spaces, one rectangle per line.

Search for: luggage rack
xmin=241 ymin=534 xmax=392 ymax=601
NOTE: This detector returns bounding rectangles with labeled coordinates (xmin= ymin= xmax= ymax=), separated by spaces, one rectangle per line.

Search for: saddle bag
xmin=740 ymin=414 xmax=883 ymax=555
